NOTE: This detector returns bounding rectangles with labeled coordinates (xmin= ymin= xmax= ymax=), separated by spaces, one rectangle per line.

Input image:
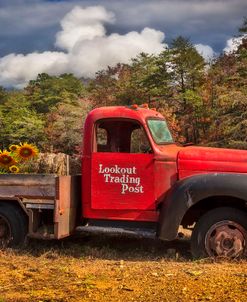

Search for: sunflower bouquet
xmin=0 ymin=143 xmax=39 ymax=174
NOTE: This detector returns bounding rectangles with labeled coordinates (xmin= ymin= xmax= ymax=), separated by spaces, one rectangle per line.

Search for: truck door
xmin=91 ymin=119 xmax=155 ymax=210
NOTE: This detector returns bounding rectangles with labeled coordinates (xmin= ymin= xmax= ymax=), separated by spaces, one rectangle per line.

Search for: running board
xmin=75 ymin=225 xmax=156 ymax=239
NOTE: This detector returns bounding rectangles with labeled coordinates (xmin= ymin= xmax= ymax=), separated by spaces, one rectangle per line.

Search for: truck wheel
xmin=191 ymin=207 xmax=247 ymax=259
xmin=0 ymin=203 xmax=27 ymax=248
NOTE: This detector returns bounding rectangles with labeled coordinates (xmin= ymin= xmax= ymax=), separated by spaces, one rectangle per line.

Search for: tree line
xmin=0 ymin=18 xmax=246 ymax=155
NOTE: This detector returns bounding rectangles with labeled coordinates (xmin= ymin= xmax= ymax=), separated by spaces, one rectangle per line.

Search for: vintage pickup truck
xmin=0 ymin=105 xmax=247 ymax=258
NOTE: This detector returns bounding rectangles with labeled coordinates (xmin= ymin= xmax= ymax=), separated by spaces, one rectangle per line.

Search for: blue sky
xmin=0 ymin=0 xmax=246 ymax=87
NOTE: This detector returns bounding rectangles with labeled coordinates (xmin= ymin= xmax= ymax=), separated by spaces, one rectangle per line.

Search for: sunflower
xmin=0 ymin=150 xmax=16 ymax=167
xmin=14 ymin=143 xmax=39 ymax=161
xmin=9 ymin=144 xmax=19 ymax=152
xmin=9 ymin=165 xmax=20 ymax=174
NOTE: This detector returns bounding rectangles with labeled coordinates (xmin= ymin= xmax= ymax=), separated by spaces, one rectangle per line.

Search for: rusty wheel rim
xmin=0 ymin=215 xmax=11 ymax=248
xmin=205 ymin=220 xmax=247 ymax=258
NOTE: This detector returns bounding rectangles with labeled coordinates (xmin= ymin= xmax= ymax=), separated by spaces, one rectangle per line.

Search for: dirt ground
xmin=0 ymin=234 xmax=246 ymax=302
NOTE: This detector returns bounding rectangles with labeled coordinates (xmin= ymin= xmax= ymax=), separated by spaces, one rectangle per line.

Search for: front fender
xmin=157 ymin=173 xmax=247 ymax=240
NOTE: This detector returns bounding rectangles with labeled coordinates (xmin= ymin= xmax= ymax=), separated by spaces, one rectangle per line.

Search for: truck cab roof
xmin=86 ymin=106 xmax=164 ymax=124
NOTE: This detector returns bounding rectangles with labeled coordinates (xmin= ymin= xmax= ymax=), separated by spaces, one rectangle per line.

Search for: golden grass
xmin=0 ymin=234 xmax=246 ymax=302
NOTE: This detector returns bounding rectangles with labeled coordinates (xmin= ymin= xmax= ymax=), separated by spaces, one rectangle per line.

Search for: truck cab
xmin=82 ymin=105 xmax=180 ymax=222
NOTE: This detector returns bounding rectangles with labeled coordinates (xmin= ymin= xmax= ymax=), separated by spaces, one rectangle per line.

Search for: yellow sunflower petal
xmin=14 ymin=143 xmax=39 ymax=161
xmin=9 ymin=165 xmax=20 ymax=173
xmin=0 ymin=150 xmax=16 ymax=167
xmin=9 ymin=144 xmax=19 ymax=152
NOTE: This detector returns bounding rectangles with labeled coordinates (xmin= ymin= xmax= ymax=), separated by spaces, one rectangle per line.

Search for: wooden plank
xmin=0 ymin=174 xmax=56 ymax=186
xmin=54 ymin=175 xmax=81 ymax=238
xmin=0 ymin=174 xmax=57 ymax=199
xmin=22 ymin=198 xmax=55 ymax=204
xmin=0 ymin=185 xmax=55 ymax=198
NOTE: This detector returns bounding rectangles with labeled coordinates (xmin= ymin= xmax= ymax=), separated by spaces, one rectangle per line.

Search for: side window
xmin=95 ymin=120 xmax=152 ymax=153
xmin=131 ymin=127 xmax=152 ymax=153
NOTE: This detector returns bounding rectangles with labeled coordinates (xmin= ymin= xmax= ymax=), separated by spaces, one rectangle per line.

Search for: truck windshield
xmin=147 ymin=119 xmax=173 ymax=144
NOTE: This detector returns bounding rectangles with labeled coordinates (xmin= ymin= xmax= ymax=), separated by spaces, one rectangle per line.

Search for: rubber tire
xmin=0 ymin=203 xmax=27 ymax=248
xmin=191 ymin=207 xmax=247 ymax=259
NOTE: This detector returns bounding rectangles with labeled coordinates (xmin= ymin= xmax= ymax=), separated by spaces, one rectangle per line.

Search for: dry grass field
xmin=0 ymin=233 xmax=246 ymax=302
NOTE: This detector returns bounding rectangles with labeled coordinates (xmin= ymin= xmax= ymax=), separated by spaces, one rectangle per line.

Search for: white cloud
xmin=68 ymin=27 xmax=165 ymax=78
xmin=0 ymin=52 xmax=68 ymax=89
xmin=0 ymin=5 xmax=166 ymax=88
xmin=195 ymin=44 xmax=216 ymax=61
xmin=55 ymin=6 xmax=115 ymax=51
xmin=223 ymin=35 xmax=246 ymax=53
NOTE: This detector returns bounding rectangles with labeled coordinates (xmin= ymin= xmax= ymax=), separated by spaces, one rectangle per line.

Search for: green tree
xmin=0 ymin=90 xmax=45 ymax=148
xmin=89 ymin=52 xmax=172 ymax=106
xmin=170 ymin=36 xmax=205 ymax=96
xmin=25 ymin=73 xmax=86 ymax=113
xmin=204 ymin=22 xmax=247 ymax=149
xmin=130 ymin=52 xmax=172 ymax=104
xmin=0 ymin=87 xmax=7 ymax=105
xmin=167 ymin=37 xmax=206 ymax=142
xmin=0 ymin=107 xmax=45 ymax=149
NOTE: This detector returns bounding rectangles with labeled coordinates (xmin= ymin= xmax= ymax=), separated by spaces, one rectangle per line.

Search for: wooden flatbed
xmin=0 ymin=174 xmax=81 ymax=240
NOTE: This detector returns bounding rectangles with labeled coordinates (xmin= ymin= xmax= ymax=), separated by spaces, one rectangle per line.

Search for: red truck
xmin=0 ymin=105 xmax=247 ymax=258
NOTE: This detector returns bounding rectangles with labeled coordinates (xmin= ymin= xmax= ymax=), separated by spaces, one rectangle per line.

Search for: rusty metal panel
xmin=54 ymin=175 xmax=81 ymax=239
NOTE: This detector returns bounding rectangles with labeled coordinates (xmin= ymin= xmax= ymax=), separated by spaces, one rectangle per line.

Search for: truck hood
xmin=178 ymin=146 xmax=247 ymax=174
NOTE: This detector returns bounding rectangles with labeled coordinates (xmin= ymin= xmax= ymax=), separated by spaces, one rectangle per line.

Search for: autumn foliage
xmin=0 ymin=20 xmax=246 ymax=154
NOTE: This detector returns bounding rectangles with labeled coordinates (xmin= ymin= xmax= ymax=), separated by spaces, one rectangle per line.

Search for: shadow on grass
xmin=17 ymin=233 xmax=192 ymax=261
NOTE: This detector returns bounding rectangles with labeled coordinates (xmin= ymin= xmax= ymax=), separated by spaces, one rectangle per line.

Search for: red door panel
xmin=91 ymin=153 xmax=155 ymax=210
